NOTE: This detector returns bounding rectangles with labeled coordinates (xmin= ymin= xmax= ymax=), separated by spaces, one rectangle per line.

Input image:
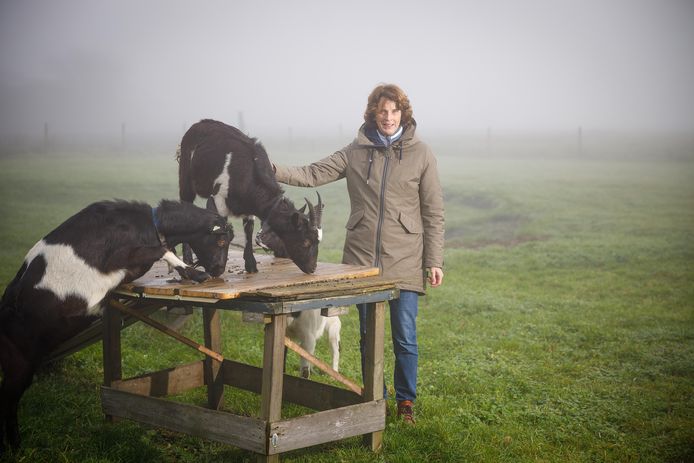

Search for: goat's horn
xmin=304 ymin=197 xmax=316 ymax=226
xmin=314 ymin=191 xmax=324 ymax=229
xmin=298 ymin=204 xmax=307 ymax=214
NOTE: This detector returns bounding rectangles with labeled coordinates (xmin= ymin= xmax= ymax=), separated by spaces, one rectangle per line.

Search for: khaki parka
xmin=275 ymin=121 xmax=445 ymax=293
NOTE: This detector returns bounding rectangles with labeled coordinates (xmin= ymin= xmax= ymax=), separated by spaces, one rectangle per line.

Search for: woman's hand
xmin=427 ymin=267 xmax=444 ymax=287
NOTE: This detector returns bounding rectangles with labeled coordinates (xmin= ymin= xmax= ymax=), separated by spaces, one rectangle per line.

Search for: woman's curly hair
xmin=363 ymin=83 xmax=413 ymax=127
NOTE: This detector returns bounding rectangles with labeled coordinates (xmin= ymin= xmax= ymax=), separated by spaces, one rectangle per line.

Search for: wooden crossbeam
xmin=284 ymin=337 xmax=363 ymax=395
xmin=108 ymin=299 xmax=225 ymax=363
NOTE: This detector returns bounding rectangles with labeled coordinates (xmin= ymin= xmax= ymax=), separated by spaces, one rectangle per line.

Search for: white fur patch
xmin=287 ymin=311 xmax=341 ymax=375
xmin=162 ymin=250 xmax=188 ymax=269
xmin=25 ymin=240 xmax=127 ymax=316
xmin=213 ymin=152 xmax=232 ymax=217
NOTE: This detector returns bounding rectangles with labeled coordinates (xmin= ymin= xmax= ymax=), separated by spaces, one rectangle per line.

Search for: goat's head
xmin=186 ymin=217 xmax=232 ymax=277
xmin=265 ymin=192 xmax=324 ymax=274
xmin=257 ymin=192 xmax=324 ymax=260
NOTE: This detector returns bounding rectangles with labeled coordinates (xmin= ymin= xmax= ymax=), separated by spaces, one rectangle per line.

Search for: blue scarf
xmin=377 ymin=125 xmax=403 ymax=147
xmin=365 ymin=125 xmax=404 ymax=147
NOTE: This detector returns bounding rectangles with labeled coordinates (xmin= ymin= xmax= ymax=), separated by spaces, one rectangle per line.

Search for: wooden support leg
xmin=259 ymin=314 xmax=287 ymax=463
xmin=103 ymin=300 xmax=123 ymax=422
xmin=203 ymin=307 xmax=224 ymax=410
xmin=362 ymin=301 xmax=386 ymax=452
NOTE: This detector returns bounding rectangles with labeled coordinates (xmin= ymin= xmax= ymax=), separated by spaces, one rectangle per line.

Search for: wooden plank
xmin=221 ymin=359 xmax=263 ymax=394
xmin=101 ymin=386 xmax=266 ymax=454
xmin=260 ymin=315 xmax=287 ymax=424
xmin=112 ymin=361 xmax=205 ymax=397
xmin=116 ymin=251 xmax=381 ymax=300
xmin=102 ymin=304 xmax=122 ymax=387
xmin=179 ymin=260 xmax=380 ymax=300
xmin=231 ymin=289 xmax=398 ymax=315
xmin=102 ymin=303 xmax=122 ymax=423
xmin=268 ymin=400 xmax=386 ymax=454
xmin=258 ymin=314 xmax=287 ymax=463
xmin=203 ymin=308 xmax=224 ymax=410
xmin=220 ymin=360 xmax=362 ymax=411
xmin=245 ymin=278 xmax=397 ymax=300
xmin=242 ymin=311 xmax=266 ymax=323
xmin=362 ymin=301 xmax=386 ymax=452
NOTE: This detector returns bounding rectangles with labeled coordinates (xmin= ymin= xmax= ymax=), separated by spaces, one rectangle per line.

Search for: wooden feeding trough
xmin=100 ymin=252 xmax=398 ymax=462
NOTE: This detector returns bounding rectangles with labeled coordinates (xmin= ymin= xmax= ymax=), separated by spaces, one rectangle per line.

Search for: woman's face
xmin=375 ymin=97 xmax=402 ymax=137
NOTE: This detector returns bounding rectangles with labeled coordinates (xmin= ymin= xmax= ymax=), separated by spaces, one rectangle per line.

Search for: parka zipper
xmin=374 ymin=151 xmax=390 ymax=268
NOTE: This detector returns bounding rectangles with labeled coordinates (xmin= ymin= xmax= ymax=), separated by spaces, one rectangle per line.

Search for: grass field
xmin=0 ymin=142 xmax=693 ymax=462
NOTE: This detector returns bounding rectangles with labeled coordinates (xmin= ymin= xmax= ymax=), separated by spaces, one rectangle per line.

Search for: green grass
xmin=1 ymin=146 xmax=693 ymax=462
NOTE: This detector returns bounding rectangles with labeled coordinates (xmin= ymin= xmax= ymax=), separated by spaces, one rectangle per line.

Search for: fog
xmin=1 ymin=0 xmax=693 ymax=145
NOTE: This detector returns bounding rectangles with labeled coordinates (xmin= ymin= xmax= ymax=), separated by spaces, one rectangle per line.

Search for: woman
xmin=274 ymin=83 xmax=445 ymax=424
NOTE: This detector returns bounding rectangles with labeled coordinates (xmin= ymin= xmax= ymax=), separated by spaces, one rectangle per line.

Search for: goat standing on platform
xmin=178 ymin=119 xmax=322 ymax=274
xmin=0 ymin=199 xmax=231 ymax=452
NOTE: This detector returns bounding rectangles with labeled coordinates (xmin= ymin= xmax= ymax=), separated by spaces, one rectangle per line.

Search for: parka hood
xmin=356 ymin=119 xmax=420 ymax=149
xmin=357 ymin=120 xmax=421 ymax=183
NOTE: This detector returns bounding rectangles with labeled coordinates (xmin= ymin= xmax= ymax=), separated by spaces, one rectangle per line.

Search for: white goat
xmin=286 ymin=310 xmax=341 ymax=379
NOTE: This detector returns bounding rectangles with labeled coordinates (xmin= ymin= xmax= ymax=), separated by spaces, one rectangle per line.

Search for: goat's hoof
xmin=179 ymin=267 xmax=211 ymax=283
xmin=300 ymin=367 xmax=310 ymax=379
xmin=192 ymin=271 xmax=212 ymax=283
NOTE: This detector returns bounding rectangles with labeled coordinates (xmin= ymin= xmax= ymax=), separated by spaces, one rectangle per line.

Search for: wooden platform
xmin=101 ymin=251 xmax=398 ymax=462
xmin=116 ymin=252 xmax=381 ymax=300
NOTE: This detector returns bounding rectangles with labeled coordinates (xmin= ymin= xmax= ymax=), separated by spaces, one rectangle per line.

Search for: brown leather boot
xmin=397 ymin=400 xmax=415 ymax=424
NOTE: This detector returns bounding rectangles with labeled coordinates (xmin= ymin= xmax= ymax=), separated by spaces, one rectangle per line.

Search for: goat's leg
xmin=242 ymin=216 xmax=258 ymax=273
xmin=300 ymin=335 xmax=317 ymax=379
xmin=327 ymin=318 xmax=342 ymax=373
xmin=0 ymin=337 xmax=35 ymax=451
xmin=0 ymin=334 xmax=14 ymax=452
xmin=182 ymin=244 xmax=193 ymax=266
xmin=180 ymin=199 xmax=214 ymax=265
xmin=161 ymin=250 xmax=211 ymax=283
xmin=182 ymin=197 xmax=219 ymax=265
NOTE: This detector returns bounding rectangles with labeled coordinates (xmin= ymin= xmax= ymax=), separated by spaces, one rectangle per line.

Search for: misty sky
xmin=1 ymin=0 xmax=693 ymax=139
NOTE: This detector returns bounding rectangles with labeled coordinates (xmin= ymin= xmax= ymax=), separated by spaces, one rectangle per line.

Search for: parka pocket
xmin=398 ymin=212 xmax=424 ymax=234
xmin=346 ymin=209 xmax=365 ymax=230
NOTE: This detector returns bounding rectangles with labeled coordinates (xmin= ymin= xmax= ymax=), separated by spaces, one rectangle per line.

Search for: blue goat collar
xmin=151 ymin=207 xmax=167 ymax=247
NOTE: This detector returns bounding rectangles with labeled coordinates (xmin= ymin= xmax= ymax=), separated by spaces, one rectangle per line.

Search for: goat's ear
xmin=211 ymin=220 xmax=229 ymax=234
xmin=291 ymin=212 xmax=305 ymax=230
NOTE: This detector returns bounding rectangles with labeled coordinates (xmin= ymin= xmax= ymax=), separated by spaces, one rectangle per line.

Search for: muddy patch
xmin=461 ymin=194 xmax=497 ymax=210
xmin=444 ymin=190 xmax=548 ymax=249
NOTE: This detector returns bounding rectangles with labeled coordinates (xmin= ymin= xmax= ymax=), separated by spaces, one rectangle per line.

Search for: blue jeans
xmin=358 ymin=290 xmax=419 ymax=403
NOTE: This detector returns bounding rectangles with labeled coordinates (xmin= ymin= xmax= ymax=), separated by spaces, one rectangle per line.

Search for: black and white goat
xmin=0 ymin=199 xmax=231 ymax=451
xmin=178 ymin=119 xmax=322 ymax=274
